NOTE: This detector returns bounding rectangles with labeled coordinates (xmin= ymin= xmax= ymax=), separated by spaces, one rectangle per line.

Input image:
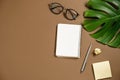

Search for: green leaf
xmin=108 ymin=32 xmax=120 ymax=47
xmin=83 ymin=0 xmax=120 ymax=48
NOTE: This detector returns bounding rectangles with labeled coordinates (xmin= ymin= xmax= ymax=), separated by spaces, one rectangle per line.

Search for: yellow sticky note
xmin=92 ymin=61 xmax=112 ymax=80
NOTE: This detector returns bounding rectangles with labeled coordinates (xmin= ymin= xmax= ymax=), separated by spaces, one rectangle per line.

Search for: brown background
xmin=0 ymin=0 xmax=120 ymax=80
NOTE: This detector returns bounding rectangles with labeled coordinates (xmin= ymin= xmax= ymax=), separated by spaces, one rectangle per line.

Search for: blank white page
xmin=56 ymin=23 xmax=82 ymax=58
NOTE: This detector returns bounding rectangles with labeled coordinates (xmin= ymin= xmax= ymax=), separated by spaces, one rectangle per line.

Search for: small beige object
xmin=94 ymin=48 xmax=102 ymax=55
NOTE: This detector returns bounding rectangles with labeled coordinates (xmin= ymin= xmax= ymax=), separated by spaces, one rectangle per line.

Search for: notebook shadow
xmin=54 ymin=25 xmax=58 ymax=57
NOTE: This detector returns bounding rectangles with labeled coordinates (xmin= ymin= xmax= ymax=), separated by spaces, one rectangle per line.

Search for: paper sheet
xmin=55 ymin=23 xmax=82 ymax=58
xmin=92 ymin=61 xmax=112 ymax=80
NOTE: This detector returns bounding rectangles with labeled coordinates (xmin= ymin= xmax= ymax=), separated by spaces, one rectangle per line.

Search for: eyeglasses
xmin=48 ymin=2 xmax=79 ymax=20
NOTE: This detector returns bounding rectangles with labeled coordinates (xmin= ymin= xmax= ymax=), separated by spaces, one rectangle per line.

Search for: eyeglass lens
xmin=64 ymin=9 xmax=79 ymax=20
xmin=48 ymin=3 xmax=64 ymax=14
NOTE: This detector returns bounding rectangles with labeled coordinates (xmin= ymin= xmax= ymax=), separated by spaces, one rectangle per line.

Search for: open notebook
xmin=55 ymin=23 xmax=82 ymax=58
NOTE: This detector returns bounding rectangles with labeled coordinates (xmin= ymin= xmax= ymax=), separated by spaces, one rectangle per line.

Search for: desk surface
xmin=0 ymin=0 xmax=120 ymax=80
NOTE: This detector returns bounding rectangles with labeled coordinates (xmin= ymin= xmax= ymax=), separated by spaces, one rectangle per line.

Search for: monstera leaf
xmin=83 ymin=0 xmax=120 ymax=48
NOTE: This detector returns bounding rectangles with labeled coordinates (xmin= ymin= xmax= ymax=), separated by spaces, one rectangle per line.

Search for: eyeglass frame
xmin=48 ymin=2 xmax=79 ymax=20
